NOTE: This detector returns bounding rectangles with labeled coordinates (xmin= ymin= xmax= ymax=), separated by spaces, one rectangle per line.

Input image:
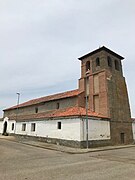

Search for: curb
xmin=0 ymin=136 xmax=135 ymax=154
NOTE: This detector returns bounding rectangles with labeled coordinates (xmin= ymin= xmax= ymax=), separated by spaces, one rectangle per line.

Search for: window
xmin=57 ymin=122 xmax=61 ymax=129
xmin=120 ymin=133 xmax=125 ymax=144
xmin=11 ymin=123 xmax=14 ymax=131
xmin=31 ymin=123 xmax=36 ymax=132
xmin=115 ymin=60 xmax=119 ymax=71
xmin=96 ymin=57 xmax=100 ymax=66
xmin=35 ymin=107 xmax=38 ymax=113
xmin=22 ymin=123 xmax=26 ymax=131
xmin=107 ymin=56 xmax=112 ymax=67
xmin=56 ymin=103 xmax=60 ymax=109
xmin=86 ymin=61 xmax=90 ymax=71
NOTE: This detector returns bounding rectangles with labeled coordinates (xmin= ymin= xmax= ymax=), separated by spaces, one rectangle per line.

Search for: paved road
xmin=0 ymin=139 xmax=135 ymax=180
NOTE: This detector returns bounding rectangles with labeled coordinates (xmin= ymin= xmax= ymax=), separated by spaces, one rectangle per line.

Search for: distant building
xmin=0 ymin=46 xmax=134 ymax=147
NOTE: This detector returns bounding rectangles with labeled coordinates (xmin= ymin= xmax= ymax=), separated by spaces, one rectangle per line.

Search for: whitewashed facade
xmin=0 ymin=117 xmax=111 ymax=143
xmin=132 ymin=120 xmax=135 ymax=141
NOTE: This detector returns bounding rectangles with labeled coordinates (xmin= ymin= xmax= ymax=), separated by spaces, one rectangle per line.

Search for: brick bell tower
xmin=78 ymin=46 xmax=133 ymax=145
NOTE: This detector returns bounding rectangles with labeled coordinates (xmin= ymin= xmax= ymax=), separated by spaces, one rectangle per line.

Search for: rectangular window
xmin=11 ymin=123 xmax=14 ymax=131
xmin=31 ymin=123 xmax=36 ymax=132
xmin=56 ymin=103 xmax=60 ymax=109
xmin=35 ymin=107 xmax=38 ymax=113
xmin=57 ymin=122 xmax=61 ymax=129
xmin=22 ymin=123 xmax=26 ymax=131
xmin=120 ymin=133 xmax=125 ymax=144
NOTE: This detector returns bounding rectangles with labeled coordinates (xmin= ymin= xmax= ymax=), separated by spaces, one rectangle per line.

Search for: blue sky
xmin=0 ymin=0 xmax=135 ymax=117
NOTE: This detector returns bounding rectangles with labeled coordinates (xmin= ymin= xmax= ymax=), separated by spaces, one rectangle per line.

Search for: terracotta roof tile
xmin=9 ymin=107 xmax=109 ymax=121
xmin=4 ymin=89 xmax=81 ymax=111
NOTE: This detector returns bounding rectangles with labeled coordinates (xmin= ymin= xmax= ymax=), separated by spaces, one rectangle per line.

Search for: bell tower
xmin=78 ymin=46 xmax=133 ymax=144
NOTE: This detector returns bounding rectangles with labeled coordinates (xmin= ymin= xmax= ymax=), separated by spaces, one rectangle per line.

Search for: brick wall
xmin=4 ymin=97 xmax=78 ymax=118
xmin=78 ymin=48 xmax=133 ymax=144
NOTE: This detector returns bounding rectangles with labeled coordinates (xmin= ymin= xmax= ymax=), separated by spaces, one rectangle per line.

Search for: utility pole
xmin=17 ymin=93 xmax=20 ymax=106
xmin=16 ymin=93 xmax=20 ymax=120
xmin=85 ymin=71 xmax=89 ymax=149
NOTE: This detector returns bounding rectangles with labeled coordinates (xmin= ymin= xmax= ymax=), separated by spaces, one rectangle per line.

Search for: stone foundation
xmin=10 ymin=134 xmax=112 ymax=148
xmin=80 ymin=139 xmax=111 ymax=148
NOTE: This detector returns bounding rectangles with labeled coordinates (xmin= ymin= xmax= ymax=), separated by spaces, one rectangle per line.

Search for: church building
xmin=0 ymin=46 xmax=134 ymax=148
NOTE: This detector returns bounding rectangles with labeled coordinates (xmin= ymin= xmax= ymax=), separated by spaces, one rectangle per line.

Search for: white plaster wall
xmin=1 ymin=117 xmax=111 ymax=142
xmin=0 ymin=117 xmax=16 ymax=134
xmin=0 ymin=121 xmax=3 ymax=134
xmin=7 ymin=120 xmax=16 ymax=134
xmin=15 ymin=118 xmax=81 ymax=141
xmin=132 ymin=122 xmax=135 ymax=140
xmin=81 ymin=118 xmax=110 ymax=141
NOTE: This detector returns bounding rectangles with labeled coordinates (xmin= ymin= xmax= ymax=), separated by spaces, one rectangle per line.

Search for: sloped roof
xmin=8 ymin=107 xmax=109 ymax=121
xmin=78 ymin=46 xmax=124 ymax=60
xmin=4 ymin=89 xmax=81 ymax=111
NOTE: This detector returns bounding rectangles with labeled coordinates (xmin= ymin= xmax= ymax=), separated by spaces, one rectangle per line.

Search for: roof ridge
xmin=8 ymin=106 xmax=109 ymax=121
xmin=4 ymin=89 xmax=82 ymax=111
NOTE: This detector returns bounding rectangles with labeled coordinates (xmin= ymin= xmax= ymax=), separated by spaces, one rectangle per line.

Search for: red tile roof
xmin=4 ymin=89 xmax=81 ymax=111
xmin=9 ymin=107 xmax=109 ymax=121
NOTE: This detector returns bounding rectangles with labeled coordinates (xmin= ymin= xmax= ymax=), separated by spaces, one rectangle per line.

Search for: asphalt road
xmin=0 ymin=139 xmax=135 ymax=180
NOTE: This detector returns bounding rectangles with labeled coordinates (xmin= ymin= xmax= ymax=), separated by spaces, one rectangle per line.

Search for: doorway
xmin=3 ymin=121 xmax=7 ymax=135
xmin=120 ymin=133 xmax=125 ymax=144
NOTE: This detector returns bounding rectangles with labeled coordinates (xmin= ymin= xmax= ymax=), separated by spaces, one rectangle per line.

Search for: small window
xmin=96 ymin=57 xmax=100 ymax=66
xmin=107 ymin=56 xmax=112 ymax=67
xmin=115 ymin=60 xmax=119 ymax=71
xmin=57 ymin=122 xmax=61 ymax=129
xmin=12 ymin=123 xmax=14 ymax=131
xmin=86 ymin=61 xmax=90 ymax=71
xmin=120 ymin=133 xmax=125 ymax=144
xmin=35 ymin=107 xmax=38 ymax=113
xmin=56 ymin=103 xmax=60 ymax=109
xmin=22 ymin=123 xmax=26 ymax=131
xmin=31 ymin=123 xmax=36 ymax=132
